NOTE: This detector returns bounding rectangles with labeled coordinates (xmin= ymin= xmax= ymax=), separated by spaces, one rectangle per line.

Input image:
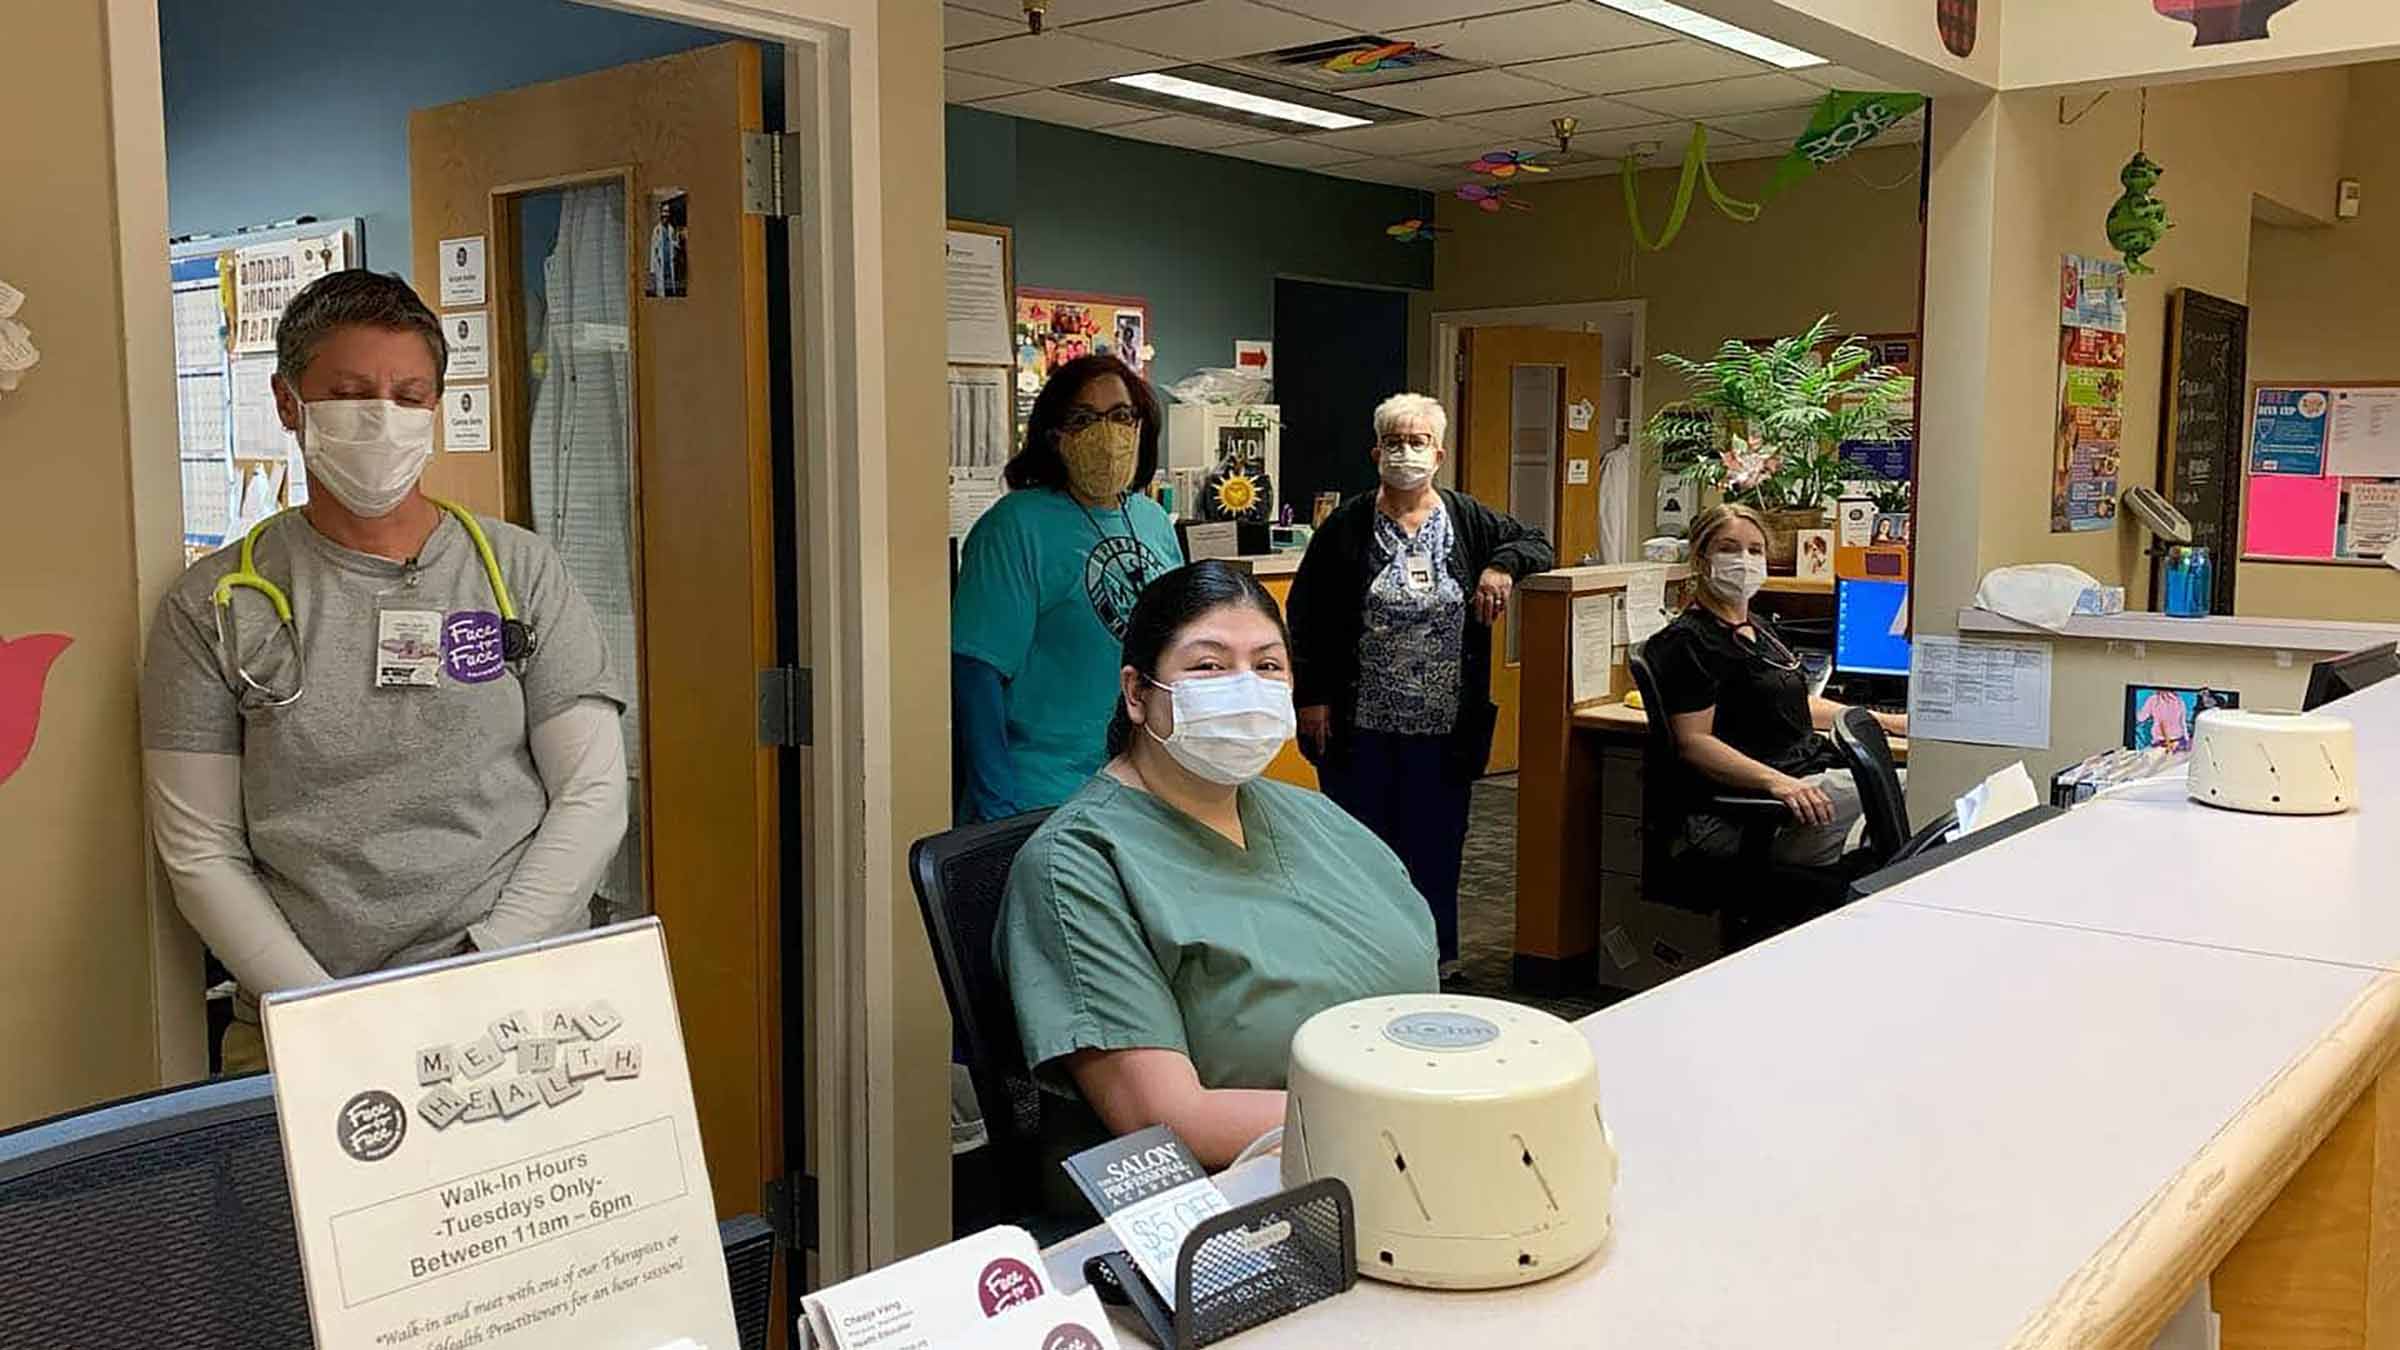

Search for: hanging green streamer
xmin=1622 ymin=124 xmax=1761 ymax=252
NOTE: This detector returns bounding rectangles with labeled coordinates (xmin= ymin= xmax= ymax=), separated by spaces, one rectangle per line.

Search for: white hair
xmin=1372 ymin=392 xmax=1448 ymax=447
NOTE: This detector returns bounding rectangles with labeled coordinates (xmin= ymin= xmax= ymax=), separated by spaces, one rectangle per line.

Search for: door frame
xmin=1431 ymin=300 xmax=1648 ymax=555
xmin=105 ymin=0 xmax=917 ymax=1281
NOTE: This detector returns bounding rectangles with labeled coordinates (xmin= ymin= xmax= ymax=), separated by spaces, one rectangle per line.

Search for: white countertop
xmin=1039 ymin=678 xmax=2400 ymax=1348
xmin=1956 ymin=606 xmax=2400 ymax=653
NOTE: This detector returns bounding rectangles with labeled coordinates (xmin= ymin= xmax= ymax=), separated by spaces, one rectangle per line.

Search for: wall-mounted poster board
xmin=2156 ymin=290 xmax=2248 ymax=612
xmin=1015 ymin=287 xmax=1152 ymax=433
xmin=169 ymin=218 xmax=365 ymax=565
xmin=2243 ymin=380 xmax=2400 ymax=565
xmin=946 ymin=220 xmax=1015 ymax=549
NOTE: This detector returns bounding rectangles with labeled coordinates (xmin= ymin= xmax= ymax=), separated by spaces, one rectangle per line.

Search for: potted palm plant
xmin=1646 ymin=315 xmax=1909 ymax=570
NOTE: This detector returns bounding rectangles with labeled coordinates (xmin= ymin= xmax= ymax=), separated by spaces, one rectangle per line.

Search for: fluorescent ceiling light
xmin=1593 ymin=0 xmax=1828 ymax=69
xmin=1108 ymin=72 xmax=1372 ymax=130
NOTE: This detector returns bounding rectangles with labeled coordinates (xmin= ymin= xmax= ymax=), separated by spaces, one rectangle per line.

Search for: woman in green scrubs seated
xmin=999 ymin=560 xmax=1439 ymax=1168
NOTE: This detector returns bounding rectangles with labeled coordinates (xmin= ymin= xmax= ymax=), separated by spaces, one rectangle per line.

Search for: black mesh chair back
xmin=1626 ymin=653 xmax=1694 ymax=878
xmin=1833 ymin=705 xmax=1910 ymax=867
xmin=0 ymin=1075 xmax=776 ymax=1348
xmin=909 ymin=810 xmax=1053 ymax=1157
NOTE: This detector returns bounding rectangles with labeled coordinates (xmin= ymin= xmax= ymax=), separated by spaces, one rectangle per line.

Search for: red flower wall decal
xmin=2155 ymin=0 xmax=2305 ymax=45
xmin=0 ymin=633 xmax=72 ymax=787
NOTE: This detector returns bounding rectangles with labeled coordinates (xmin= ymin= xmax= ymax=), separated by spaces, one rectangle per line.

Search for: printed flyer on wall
xmin=263 ymin=921 xmax=739 ymax=1350
xmin=2339 ymin=479 xmax=2400 ymax=559
xmin=2051 ymin=270 xmax=2127 ymax=534
xmin=2251 ymin=387 xmax=2331 ymax=476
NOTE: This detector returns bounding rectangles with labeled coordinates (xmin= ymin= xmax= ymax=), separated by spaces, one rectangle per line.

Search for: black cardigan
xmin=1287 ymin=488 xmax=1555 ymax=777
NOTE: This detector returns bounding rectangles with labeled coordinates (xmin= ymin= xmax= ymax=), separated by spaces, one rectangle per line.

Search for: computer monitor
xmin=2303 ymin=641 xmax=2400 ymax=710
xmin=1835 ymin=577 xmax=1912 ymax=677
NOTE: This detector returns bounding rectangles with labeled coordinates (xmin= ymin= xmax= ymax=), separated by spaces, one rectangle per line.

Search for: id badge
xmin=374 ymin=595 xmax=443 ymax=689
xmin=1404 ymin=553 xmax=1435 ymax=593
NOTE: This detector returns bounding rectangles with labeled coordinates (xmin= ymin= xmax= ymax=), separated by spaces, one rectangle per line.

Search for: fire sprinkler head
xmin=1630 ymin=140 xmax=1662 ymax=160
xmin=1024 ymin=0 xmax=1048 ymax=33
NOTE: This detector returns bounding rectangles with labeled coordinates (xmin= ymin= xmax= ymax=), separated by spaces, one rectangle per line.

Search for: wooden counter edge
xmin=2006 ymin=969 xmax=2400 ymax=1350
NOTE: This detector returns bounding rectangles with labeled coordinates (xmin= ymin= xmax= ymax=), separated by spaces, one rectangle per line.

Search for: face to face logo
xmin=336 ymin=1089 xmax=407 ymax=1162
xmin=976 ymin=1258 xmax=1045 ymax=1315
xmin=2154 ymin=0 xmax=2303 ymax=45
xmin=1936 ymin=0 xmax=1978 ymax=57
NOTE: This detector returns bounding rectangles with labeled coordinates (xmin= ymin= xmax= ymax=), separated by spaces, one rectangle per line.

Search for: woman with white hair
xmin=1286 ymin=392 xmax=1553 ymax=978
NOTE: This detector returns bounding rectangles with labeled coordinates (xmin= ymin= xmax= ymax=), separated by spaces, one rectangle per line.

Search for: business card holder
xmin=1085 ymin=1178 xmax=1356 ymax=1349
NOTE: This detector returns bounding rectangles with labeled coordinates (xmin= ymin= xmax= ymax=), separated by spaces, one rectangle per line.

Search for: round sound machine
xmin=2188 ymin=708 xmax=2358 ymax=815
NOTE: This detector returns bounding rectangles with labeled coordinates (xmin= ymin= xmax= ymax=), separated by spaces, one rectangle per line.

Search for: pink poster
xmin=2244 ymin=473 xmax=2341 ymax=558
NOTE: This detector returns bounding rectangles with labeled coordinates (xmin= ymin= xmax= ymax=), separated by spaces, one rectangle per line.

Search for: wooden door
xmin=1456 ymin=326 xmax=1604 ymax=774
xmin=409 ymin=43 xmax=783 ymax=1228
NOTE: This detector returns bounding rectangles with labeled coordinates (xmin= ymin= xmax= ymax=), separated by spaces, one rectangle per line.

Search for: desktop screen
xmin=1836 ymin=577 xmax=1912 ymax=677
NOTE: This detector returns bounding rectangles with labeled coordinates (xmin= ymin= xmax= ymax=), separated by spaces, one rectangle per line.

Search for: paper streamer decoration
xmin=2245 ymin=473 xmax=2341 ymax=557
xmin=1766 ymin=91 xmax=1928 ymax=198
xmin=1621 ymin=124 xmax=1760 ymax=252
xmin=2155 ymin=0 xmax=2305 ymax=46
xmin=0 ymin=633 xmax=71 ymax=788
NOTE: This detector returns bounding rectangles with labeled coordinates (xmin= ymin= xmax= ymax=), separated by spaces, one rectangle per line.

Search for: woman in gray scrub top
xmin=141 ymin=271 xmax=627 ymax=1074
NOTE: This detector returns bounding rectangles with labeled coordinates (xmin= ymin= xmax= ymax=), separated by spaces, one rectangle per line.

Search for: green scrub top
xmin=999 ymin=773 xmax=1439 ymax=1093
xmin=952 ymin=487 xmax=1185 ymax=812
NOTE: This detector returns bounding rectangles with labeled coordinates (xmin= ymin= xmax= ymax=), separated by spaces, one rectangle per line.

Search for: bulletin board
xmin=1014 ymin=287 xmax=1153 ymax=433
xmin=168 ymin=218 xmax=364 ymax=564
xmin=2242 ymin=381 xmax=2400 ymax=565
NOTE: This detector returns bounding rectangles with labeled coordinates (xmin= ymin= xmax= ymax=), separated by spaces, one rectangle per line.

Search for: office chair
xmin=1625 ymin=654 xmax=1852 ymax=954
xmin=908 ymin=810 xmax=1073 ymax=1236
xmin=1832 ymin=706 xmax=1957 ymax=869
xmin=0 ymin=1075 xmax=778 ymax=1349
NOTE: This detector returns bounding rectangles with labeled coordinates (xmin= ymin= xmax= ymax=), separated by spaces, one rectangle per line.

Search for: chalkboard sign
xmin=2157 ymin=289 xmax=2249 ymax=613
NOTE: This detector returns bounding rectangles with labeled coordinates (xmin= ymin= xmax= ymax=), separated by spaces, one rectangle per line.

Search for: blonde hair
xmin=1688 ymin=502 xmax=1769 ymax=557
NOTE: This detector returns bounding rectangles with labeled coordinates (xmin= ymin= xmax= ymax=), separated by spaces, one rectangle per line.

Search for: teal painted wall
xmin=945 ymin=106 xmax=1432 ymax=393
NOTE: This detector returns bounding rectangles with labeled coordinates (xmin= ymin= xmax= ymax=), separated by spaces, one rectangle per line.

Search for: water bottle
xmin=2162 ymin=545 xmax=2213 ymax=617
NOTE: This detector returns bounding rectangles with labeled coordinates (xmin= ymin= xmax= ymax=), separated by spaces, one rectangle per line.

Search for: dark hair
xmin=1006 ymin=353 xmax=1163 ymax=493
xmin=275 ymin=270 xmax=449 ymax=393
xmin=1105 ymin=561 xmax=1289 ymax=758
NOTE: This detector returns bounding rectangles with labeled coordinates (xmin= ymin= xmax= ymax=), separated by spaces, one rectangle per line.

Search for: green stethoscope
xmin=212 ymin=497 xmax=532 ymax=708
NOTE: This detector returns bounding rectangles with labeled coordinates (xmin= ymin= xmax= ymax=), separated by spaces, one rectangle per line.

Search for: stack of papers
xmin=799 ymin=1226 xmax=1122 ymax=1350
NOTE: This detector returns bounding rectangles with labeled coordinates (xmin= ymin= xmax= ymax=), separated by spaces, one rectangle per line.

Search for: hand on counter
xmin=1475 ymin=568 xmax=1514 ymax=625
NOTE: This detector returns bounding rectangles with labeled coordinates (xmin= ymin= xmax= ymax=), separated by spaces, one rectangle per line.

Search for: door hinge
xmin=742 ymin=130 xmax=805 ymax=218
xmin=763 ymin=1171 xmax=819 ymax=1252
xmin=758 ymin=666 xmax=813 ymax=748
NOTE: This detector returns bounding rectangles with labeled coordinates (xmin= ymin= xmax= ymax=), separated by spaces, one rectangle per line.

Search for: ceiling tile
xmin=1390 ymin=3 xmax=1663 ymax=66
xmin=1215 ymin=137 xmax=1372 ymax=169
xmin=946 ymin=5 xmax=1026 ymax=47
xmin=1319 ymin=157 xmax=1469 ymax=191
xmin=1303 ymin=116 xmax=1497 ymax=158
xmin=1513 ymin=40 xmax=1768 ymax=96
xmin=946 ymin=69 xmax=1036 ymax=102
xmin=949 ymin=0 xmax=1186 ymax=22
xmin=1099 ymin=112 xmax=1279 ymax=148
xmin=1352 ymin=68 xmax=1574 ymax=117
xmin=1252 ymin=0 xmax=1554 ymax=27
xmin=967 ymin=87 xmax=1161 ymax=128
xmin=1074 ymin=0 xmax=1350 ymax=61
xmin=1705 ymin=106 xmax=1816 ymax=143
xmin=1620 ymin=73 xmax=1825 ymax=120
xmin=1451 ymin=95 xmax=1657 ymax=142
xmin=1793 ymin=64 xmax=1920 ymax=92
xmin=944 ymin=30 xmax=1165 ymax=84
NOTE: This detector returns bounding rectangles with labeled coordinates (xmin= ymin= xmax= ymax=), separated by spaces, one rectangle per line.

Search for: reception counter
xmin=1049 ymin=676 xmax=2400 ymax=1348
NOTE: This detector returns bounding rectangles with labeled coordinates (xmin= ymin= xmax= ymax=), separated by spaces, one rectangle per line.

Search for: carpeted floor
xmin=1448 ymin=774 xmax=1626 ymax=1024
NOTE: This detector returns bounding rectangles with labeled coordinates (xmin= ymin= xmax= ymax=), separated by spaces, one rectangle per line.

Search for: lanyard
xmin=1075 ymin=494 xmax=1150 ymax=587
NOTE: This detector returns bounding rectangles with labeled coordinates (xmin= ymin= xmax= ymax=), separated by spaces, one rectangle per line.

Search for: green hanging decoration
xmin=1764 ymin=90 xmax=1929 ymax=198
xmin=2107 ymin=151 xmax=2171 ymax=273
xmin=1621 ymin=124 xmax=1760 ymax=253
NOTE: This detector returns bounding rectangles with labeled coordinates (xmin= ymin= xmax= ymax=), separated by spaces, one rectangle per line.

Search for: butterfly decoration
xmin=1456 ymin=184 xmax=1532 ymax=213
xmin=1385 ymin=218 xmax=1446 ymax=243
xmin=1468 ymin=149 xmax=1550 ymax=178
xmin=1324 ymin=41 xmax=1433 ymax=75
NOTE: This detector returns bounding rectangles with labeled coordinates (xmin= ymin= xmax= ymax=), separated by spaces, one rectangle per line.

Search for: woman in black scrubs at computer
xmin=1644 ymin=503 xmax=1907 ymax=866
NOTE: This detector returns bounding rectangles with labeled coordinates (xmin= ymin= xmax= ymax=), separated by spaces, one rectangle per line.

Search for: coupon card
xmin=799 ymin=1224 xmax=1049 ymax=1350
xmin=1060 ymin=1126 xmax=1231 ymax=1309
xmin=949 ymin=1288 xmax=1122 ymax=1350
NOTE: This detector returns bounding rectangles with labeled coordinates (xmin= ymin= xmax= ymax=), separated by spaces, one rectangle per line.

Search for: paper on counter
xmin=1625 ymin=565 xmax=1669 ymax=645
xmin=1954 ymin=761 xmax=2039 ymax=837
xmin=1909 ymin=635 xmax=2052 ymax=750
xmin=801 ymin=1225 xmax=1051 ymax=1350
xmin=1572 ymin=594 xmax=1615 ymax=703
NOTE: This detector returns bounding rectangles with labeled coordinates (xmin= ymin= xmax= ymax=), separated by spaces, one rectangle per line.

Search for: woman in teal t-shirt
xmin=953 ymin=355 xmax=1184 ymax=822
xmin=997 ymin=561 xmax=1438 ymax=1167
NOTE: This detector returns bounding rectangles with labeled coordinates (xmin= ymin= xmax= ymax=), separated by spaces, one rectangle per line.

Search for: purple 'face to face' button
xmin=444 ymin=611 xmax=507 ymax=684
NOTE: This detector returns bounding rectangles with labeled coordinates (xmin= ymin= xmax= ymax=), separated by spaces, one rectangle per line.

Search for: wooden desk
xmin=1572 ymin=699 xmax=1909 ymax=760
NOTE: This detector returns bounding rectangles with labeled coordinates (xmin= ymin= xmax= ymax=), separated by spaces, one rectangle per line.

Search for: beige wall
xmin=2002 ymin=0 xmax=2400 ymax=90
xmin=1433 ymin=143 xmax=1926 ymax=521
xmin=1703 ymin=0 xmax=2000 ymax=91
xmin=0 ymin=0 xmax=179 ymax=1126
xmin=2247 ymin=61 xmax=2400 ymax=622
xmin=877 ymin=0 xmax=954 ymax=1259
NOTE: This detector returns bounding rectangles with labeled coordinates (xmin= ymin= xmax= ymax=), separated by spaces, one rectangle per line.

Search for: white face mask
xmin=1708 ymin=551 xmax=1768 ymax=602
xmin=1144 ymin=671 xmax=1296 ymax=786
xmin=1378 ymin=440 xmax=1438 ymax=491
xmin=300 ymin=399 xmax=436 ymax=518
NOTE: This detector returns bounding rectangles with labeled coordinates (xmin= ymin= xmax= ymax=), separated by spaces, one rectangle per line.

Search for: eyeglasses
xmin=1062 ymin=405 xmax=1142 ymax=433
xmin=1378 ymin=435 xmax=1437 ymax=450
